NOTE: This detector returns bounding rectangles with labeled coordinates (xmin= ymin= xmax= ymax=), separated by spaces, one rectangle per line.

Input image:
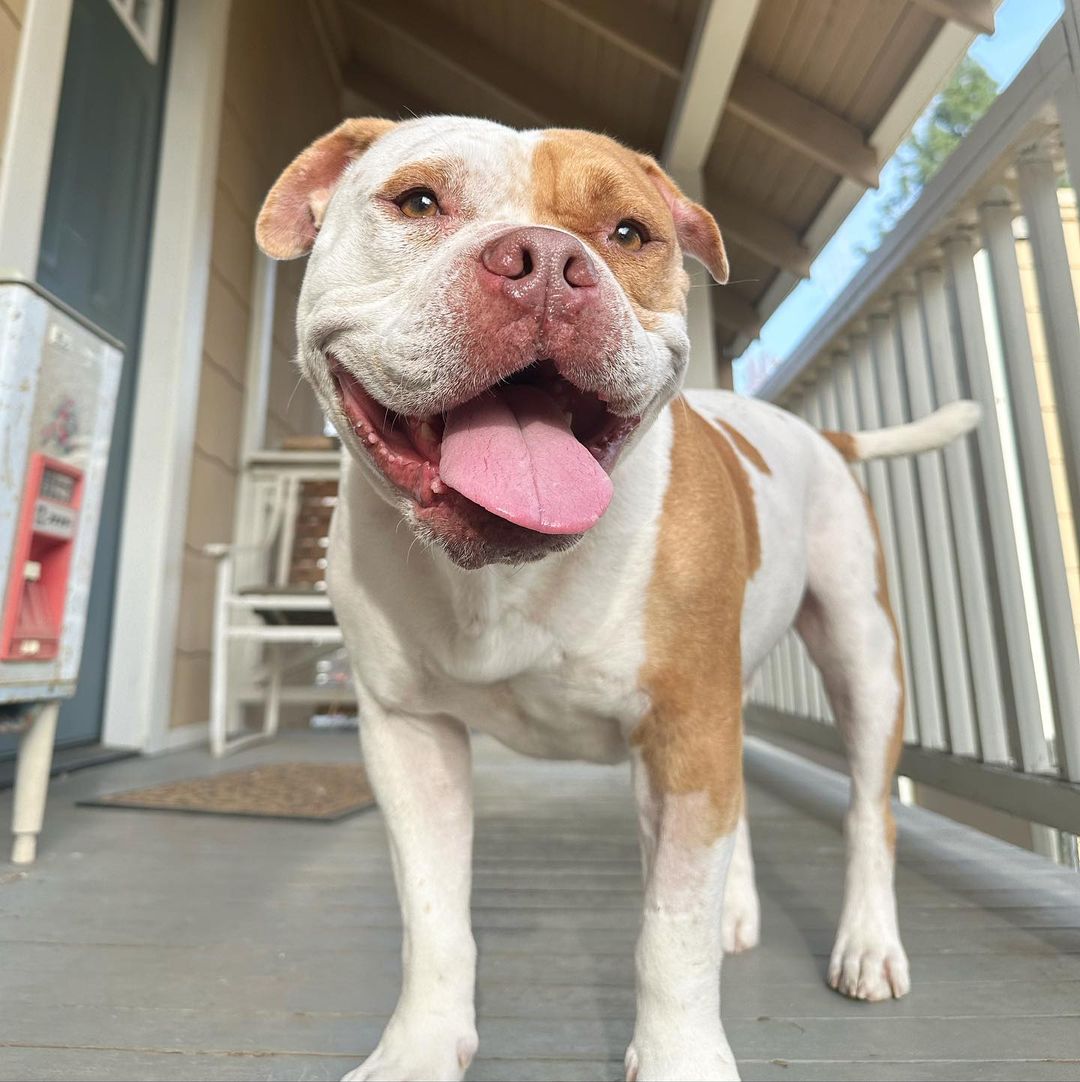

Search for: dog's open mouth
xmin=333 ymin=359 xmax=639 ymax=535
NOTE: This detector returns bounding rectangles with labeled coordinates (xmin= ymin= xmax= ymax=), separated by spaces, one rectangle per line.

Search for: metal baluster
xmin=979 ymin=190 xmax=1080 ymax=781
xmin=944 ymin=230 xmax=1051 ymax=773
xmin=895 ymin=279 xmax=980 ymax=757
xmin=872 ymin=309 xmax=947 ymax=750
xmin=851 ymin=327 xmax=918 ymax=744
xmin=1016 ymin=147 xmax=1080 ymax=572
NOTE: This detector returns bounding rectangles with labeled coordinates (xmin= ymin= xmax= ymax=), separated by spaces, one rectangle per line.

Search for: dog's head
xmin=256 ymin=116 xmax=727 ymax=569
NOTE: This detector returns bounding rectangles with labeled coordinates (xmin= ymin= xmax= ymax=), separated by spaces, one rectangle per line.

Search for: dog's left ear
xmin=256 ymin=117 xmax=396 ymax=260
xmin=636 ymin=155 xmax=728 ymax=285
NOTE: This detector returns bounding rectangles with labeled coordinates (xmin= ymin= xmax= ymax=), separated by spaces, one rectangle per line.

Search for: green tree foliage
xmin=875 ymin=57 xmax=998 ymax=237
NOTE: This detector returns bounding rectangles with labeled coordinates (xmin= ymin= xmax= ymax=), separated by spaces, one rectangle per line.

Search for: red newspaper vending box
xmin=1 ymin=456 xmax=85 ymax=662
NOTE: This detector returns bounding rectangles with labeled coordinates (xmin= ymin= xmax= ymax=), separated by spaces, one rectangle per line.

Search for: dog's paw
xmin=342 ymin=1019 xmax=477 ymax=1082
xmin=828 ymin=921 xmax=910 ymax=1002
xmin=624 ymin=1032 xmax=740 ymax=1081
xmin=721 ymin=878 xmax=761 ymax=954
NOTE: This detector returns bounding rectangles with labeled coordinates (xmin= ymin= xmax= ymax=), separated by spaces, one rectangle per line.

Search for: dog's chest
xmin=411 ymin=582 xmax=649 ymax=763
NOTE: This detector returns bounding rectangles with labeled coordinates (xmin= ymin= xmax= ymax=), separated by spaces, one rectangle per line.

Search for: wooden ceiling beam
xmin=908 ymin=0 xmax=995 ymax=36
xmin=712 ymin=287 xmax=762 ymax=337
xmin=726 ymin=62 xmax=880 ymax=189
xmin=342 ymin=0 xmax=608 ymax=133
xmin=710 ymin=186 xmax=812 ymax=277
xmin=534 ymin=0 xmax=686 ymax=81
xmin=663 ymin=0 xmax=761 ymax=174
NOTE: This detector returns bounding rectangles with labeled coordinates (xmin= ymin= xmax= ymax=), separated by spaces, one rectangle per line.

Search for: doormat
xmin=79 ymin=762 xmax=375 ymax=822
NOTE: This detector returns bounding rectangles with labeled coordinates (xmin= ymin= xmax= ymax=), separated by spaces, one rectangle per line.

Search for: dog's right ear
xmin=255 ymin=117 xmax=396 ymax=260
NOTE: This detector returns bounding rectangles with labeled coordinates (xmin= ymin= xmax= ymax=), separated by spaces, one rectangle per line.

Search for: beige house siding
xmin=170 ymin=0 xmax=337 ymax=730
xmin=1015 ymin=189 xmax=1080 ymax=645
xmin=0 ymin=0 xmax=25 ymax=173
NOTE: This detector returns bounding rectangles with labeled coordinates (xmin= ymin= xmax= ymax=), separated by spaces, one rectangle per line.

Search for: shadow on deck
xmin=1 ymin=731 xmax=1079 ymax=1081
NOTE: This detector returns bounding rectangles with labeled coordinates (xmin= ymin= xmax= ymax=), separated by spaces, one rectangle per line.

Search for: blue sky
xmin=734 ymin=0 xmax=1065 ymax=393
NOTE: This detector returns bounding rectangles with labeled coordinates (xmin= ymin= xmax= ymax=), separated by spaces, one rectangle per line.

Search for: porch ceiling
xmin=315 ymin=0 xmax=996 ymax=368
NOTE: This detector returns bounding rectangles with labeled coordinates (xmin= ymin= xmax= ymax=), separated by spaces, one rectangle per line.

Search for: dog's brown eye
xmin=612 ymin=220 xmax=647 ymax=251
xmin=397 ymin=188 xmax=440 ymax=218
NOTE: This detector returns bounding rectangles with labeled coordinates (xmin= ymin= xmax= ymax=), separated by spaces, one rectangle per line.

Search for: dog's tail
xmin=824 ymin=400 xmax=980 ymax=463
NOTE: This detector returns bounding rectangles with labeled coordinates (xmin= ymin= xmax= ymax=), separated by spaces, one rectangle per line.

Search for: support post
xmin=672 ymin=168 xmax=720 ymax=389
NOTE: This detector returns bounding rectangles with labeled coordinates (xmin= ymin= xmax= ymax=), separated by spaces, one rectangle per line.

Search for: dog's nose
xmin=480 ymin=227 xmax=598 ymax=311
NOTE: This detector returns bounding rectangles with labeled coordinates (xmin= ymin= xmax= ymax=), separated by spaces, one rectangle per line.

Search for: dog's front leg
xmin=625 ymin=752 xmax=741 ymax=1082
xmin=344 ymin=709 xmax=477 ymax=1082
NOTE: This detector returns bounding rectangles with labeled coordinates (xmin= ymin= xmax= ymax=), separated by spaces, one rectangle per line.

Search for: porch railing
xmin=746 ymin=15 xmax=1080 ymax=844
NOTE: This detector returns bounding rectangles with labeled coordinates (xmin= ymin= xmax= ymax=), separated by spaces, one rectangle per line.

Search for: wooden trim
xmin=909 ymin=0 xmax=995 ymax=36
xmin=0 ymin=0 xmax=73 ymax=276
xmin=342 ymin=0 xmax=605 ymax=132
xmin=712 ymin=286 xmax=761 ymax=336
xmin=102 ymin=0 xmax=233 ymax=753
xmin=663 ymin=0 xmax=760 ymax=173
xmin=747 ymin=705 xmax=1080 ymax=836
xmin=535 ymin=0 xmax=685 ymax=81
xmin=727 ymin=62 xmax=880 ymax=189
xmin=710 ymin=186 xmax=812 ymax=277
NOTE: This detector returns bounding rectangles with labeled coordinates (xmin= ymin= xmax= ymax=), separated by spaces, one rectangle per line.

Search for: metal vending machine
xmin=0 ymin=276 xmax=122 ymax=863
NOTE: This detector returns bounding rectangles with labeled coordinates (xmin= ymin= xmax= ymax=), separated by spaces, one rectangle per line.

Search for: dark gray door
xmin=34 ymin=0 xmax=173 ymax=749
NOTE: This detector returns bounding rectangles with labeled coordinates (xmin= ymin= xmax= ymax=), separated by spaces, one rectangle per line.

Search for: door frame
xmin=0 ymin=0 xmax=74 ymax=276
xmin=2 ymin=0 xmax=234 ymax=755
xmin=102 ymin=0 xmax=232 ymax=754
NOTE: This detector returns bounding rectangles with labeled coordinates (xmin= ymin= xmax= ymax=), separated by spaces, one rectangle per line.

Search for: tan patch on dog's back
xmin=823 ymin=430 xmax=859 ymax=462
xmin=716 ymin=419 xmax=772 ymax=476
xmin=530 ymin=130 xmax=687 ymax=326
xmin=633 ymin=400 xmax=759 ymax=840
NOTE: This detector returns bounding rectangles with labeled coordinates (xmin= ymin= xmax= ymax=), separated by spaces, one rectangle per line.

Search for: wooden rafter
xmin=534 ymin=0 xmax=686 ymax=81
xmin=726 ymin=62 xmax=880 ymax=189
xmin=909 ymin=0 xmax=995 ymax=36
xmin=710 ymin=187 xmax=812 ymax=277
xmin=663 ymin=0 xmax=761 ymax=173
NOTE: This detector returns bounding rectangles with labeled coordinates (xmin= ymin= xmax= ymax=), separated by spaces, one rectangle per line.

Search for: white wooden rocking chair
xmin=204 ymin=449 xmax=350 ymax=756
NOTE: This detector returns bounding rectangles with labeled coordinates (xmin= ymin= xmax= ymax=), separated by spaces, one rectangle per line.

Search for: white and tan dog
xmin=255 ymin=116 xmax=978 ymax=1082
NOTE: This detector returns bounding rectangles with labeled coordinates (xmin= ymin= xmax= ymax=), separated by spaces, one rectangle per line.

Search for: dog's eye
xmin=611 ymin=220 xmax=648 ymax=251
xmin=396 ymin=188 xmax=441 ymax=219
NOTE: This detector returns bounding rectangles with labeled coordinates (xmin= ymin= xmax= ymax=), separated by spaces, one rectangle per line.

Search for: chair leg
xmin=264 ymin=644 xmax=283 ymax=738
xmin=11 ymin=702 xmax=60 ymax=865
xmin=210 ymin=556 xmax=231 ymax=758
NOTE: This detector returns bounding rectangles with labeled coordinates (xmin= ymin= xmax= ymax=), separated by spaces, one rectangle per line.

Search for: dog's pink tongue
xmin=440 ymin=385 xmax=612 ymax=535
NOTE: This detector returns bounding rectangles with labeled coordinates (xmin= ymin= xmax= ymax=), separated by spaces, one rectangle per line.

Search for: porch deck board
xmin=1 ymin=731 xmax=1079 ymax=1081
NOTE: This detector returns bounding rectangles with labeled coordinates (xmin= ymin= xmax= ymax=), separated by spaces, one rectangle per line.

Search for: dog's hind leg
xmin=343 ymin=707 xmax=478 ymax=1082
xmin=795 ymin=458 xmax=910 ymax=1002
xmin=721 ymin=805 xmax=760 ymax=954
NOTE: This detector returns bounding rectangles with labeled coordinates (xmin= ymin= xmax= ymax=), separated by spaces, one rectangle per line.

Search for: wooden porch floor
xmin=1 ymin=730 xmax=1079 ymax=1081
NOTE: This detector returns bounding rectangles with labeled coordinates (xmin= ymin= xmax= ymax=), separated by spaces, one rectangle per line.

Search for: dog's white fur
xmin=257 ymin=116 xmax=976 ymax=1082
